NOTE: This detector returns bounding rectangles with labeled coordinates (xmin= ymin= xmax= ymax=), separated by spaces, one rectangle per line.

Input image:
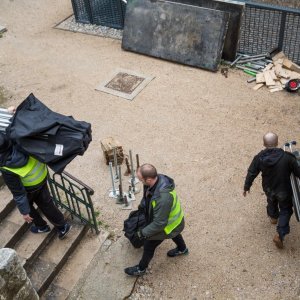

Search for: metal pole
xmin=108 ymin=162 xmax=118 ymax=198
xmin=113 ymin=148 xmax=119 ymax=181
xmin=136 ymin=154 xmax=140 ymax=170
xmin=116 ymin=165 xmax=124 ymax=204
xmin=124 ymin=157 xmax=131 ymax=176
xmin=129 ymin=150 xmax=135 ymax=182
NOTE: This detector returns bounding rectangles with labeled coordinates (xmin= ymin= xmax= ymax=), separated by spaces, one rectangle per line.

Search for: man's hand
xmin=135 ymin=229 xmax=145 ymax=241
xmin=243 ymin=190 xmax=250 ymax=197
xmin=7 ymin=106 xmax=16 ymax=114
xmin=23 ymin=214 xmax=33 ymax=223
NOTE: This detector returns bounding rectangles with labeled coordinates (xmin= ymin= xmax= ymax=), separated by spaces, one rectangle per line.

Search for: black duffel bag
xmin=123 ymin=209 xmax=146 ymax=248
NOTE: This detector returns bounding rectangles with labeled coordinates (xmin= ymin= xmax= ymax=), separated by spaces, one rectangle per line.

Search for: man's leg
xmin=139 ymin=240 xmax=163 ymax=270
xmin=29 ymin=182 xmax=65 ymax=229
xmin=266 ymin=196 xmax=279 ymax=220
xmin=277 ymin=199 xmax=293 ymax=241
xmin=172 ymin=234 xmax=187 ymax=251
xmin=27 ymin=189 xmax=48 ymax=227
xmin=167 ymin=234 xmax=189 ymax=257
xmin=125 ymin=240 xmax=163 ymax=276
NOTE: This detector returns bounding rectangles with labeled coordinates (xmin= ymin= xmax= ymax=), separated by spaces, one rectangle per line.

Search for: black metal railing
xmin=237 ymin=1 xmax=300 ymax=64
xmin=47 ymin=170 xmax=99 ymax=234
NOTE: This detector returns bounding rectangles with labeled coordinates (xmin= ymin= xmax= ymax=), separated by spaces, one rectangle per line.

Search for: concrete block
xmin=168 ymin=0 xmax=245 ymax=61
xmin=122 ymin=0 xmax=229 ymax=71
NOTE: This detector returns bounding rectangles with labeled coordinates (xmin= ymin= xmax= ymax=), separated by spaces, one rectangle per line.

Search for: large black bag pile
xmin=6 ymin=93 xmax=92 ymax=173
xmin=123 ymin=209 xmax=146 ymax=248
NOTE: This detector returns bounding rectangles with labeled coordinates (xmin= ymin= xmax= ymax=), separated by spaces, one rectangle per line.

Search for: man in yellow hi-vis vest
xmin=124 ymin=164 xmax=188 ymax=276
xmin=0 ymin=132 xmax=71 ymax=239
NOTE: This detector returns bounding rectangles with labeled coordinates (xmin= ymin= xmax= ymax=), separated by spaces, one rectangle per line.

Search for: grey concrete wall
xmin=0 ymin=248 xmax=39 ymax=300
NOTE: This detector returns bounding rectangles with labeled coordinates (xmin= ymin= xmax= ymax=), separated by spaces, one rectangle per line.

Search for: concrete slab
xmin=68 ymin=236 xmax=141 ymax=300
xmin=95 ymin=68 xmax=155 ymax=100
xmin=168 ymin=0 xmax=245 ymax=61
xmin=122 ymin=0 xmax=229 ymax=71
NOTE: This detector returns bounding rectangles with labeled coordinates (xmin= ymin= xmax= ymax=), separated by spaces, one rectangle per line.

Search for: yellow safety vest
xmin=1 ymin=156 xmax=48 ymax=187
xmin=152 ymin=189 xmax=184 ymax=235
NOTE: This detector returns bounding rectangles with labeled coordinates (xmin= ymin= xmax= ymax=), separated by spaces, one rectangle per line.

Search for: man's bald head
xmin=263 ymin=132 xmax=278 ymax=148
xmin=139 ymin=164 xmax=158 ymax=180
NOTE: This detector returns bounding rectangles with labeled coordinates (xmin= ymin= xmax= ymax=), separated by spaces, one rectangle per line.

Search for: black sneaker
xmin=124 ymin=265 xmax=146 ymax=276
xmin=167 ymin=247 xmax=189 ymax=257
xmin=30 ymin=225 xmax=51 ymax=234
xmin=58 ymin=223 xmax=71 ymax=240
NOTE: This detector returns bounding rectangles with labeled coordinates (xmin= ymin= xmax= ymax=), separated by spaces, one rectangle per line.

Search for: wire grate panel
xmin=238 ymin=1 xmax=300 ymax=64
xmin=239 ymin=6 xmax=282 ymax=54
xmin=282 ymin=13 xmax=300 ymax=64
xmin=71 ymin=0 xmax=93 ymax=24
xmin=89 ymin=0 xmax=126 ymax=29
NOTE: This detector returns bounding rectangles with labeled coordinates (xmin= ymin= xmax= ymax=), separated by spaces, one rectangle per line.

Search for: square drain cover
xmin=96 ymin=69 xmax=154 ymax=100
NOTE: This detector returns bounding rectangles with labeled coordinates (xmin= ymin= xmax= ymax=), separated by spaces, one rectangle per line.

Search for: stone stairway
xmin=0 ymin=185 xmax=106 ymax=299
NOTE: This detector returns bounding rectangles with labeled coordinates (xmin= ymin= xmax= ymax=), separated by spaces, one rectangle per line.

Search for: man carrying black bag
xmin=124 ymin=164 xmax=188 ymax=276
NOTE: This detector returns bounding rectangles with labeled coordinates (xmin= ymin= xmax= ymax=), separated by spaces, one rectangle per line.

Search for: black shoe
xmin=30 ymin=224 xmax=51 ymax=234
xmin=124 ymin=265 xmax=146 ymax=276
xmin=58 ymin=223 xmax=71 ymax=240
xmin=167 ymin=247 xmax=189 ymax=257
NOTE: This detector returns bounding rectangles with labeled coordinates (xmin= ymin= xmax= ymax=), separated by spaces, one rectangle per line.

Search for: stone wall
xmin=0 ymin=248 xmax=39 ymax=300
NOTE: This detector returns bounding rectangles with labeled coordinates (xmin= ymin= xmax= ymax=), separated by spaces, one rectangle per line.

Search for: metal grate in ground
xmin=95 ymin=69 xmax=154 ymax=100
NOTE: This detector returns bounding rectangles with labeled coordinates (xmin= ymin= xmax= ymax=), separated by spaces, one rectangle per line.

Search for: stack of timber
xmin=252 ymin=52 xmax=300 ymax=92
xmin=100 ymin=137 xmax=124 ymax=166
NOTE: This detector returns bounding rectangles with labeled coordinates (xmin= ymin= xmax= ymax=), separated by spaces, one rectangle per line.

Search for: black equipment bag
xmin=123 ymin=209 xmax=146 ymax=248
xmin=6 ymin=93 xmax=92 ymax=174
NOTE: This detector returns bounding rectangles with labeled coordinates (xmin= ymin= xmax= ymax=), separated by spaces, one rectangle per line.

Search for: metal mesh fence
xmin=89 ymin=0 xmax=126 ymax=29
xmin=71 ymin=0 xmax=92 ymax=24
xmin=237 ymin=1 xmax=300 ymax=64
xmin=71 ymin=0 xmax=125 ymax=29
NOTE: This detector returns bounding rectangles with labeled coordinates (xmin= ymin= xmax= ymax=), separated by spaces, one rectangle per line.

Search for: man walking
xmin=0 ymin=132 xmax=71 ymax=239
xmin=124 ymin=163 xmax=188 ymax=276
xmin=243 ymin=132 xmax=300 ymax=248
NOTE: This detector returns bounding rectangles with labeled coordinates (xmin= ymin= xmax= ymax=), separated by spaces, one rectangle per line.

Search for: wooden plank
xmin=264 ymin=70 xmax=276 ymax=86
xmin=100 ymin=137 xmax=124 ymax=166
xmin=290 ymin=71 xmax=300 ymax=79
xmin=263 ymin=63 xmax=273 ymax=71
xmin=269 ymin=87 xmax=283 ymax=93
xmin=270 ymin=69 xmax=278 ymax=80
xmin=253 ymin=83 xmax=264 ymax=91
xmin=272 ymin=51 xmax=286 ymax=62
xmin=256 ymin=72 xmax=265 ymax=83
xmin=280 ymin=78 xmax=289 ymax=85
xmin=283 ymin=58 xmax=300 ymax=73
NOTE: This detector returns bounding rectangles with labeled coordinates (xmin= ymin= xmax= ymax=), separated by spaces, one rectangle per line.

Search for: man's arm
xmin=1 ymin=170 xmax=31 ymax=217
xmin=141 ymin=193 xmax=173 ymax=238
xmin=243 ymin=155 xmax=261 ymax=196
xmin=289 ymin=154 xmax=300 ymax=178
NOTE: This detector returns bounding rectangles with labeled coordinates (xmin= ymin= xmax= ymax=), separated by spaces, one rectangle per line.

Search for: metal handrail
xmin=47 ymin=170 xmax=99 ymax=234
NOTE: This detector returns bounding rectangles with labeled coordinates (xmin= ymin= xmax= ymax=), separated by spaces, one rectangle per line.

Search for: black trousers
xmin=27 ymin=182 xmax=65 ymax=229
xmin=138 ymin=234 xmax=186 ymax=270
xmin=267 ymin=195 xmax=293 ymax=240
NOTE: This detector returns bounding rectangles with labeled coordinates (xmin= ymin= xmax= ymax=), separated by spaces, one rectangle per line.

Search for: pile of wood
xmin=253 ymin=52 xmax=300 ymax=92
xmin=100 ymin=137 xmax=124 ymax=166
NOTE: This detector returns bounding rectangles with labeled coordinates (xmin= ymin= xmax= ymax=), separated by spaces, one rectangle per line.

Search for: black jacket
xmin=244 ymin=148 xmax=300 ymax=198
xmin=0 ymin=145 xmax=43 ymax=215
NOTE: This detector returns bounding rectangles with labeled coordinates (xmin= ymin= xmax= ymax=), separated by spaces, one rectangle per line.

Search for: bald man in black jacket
xmin=243 ymin=132 xmax=300 ymax=248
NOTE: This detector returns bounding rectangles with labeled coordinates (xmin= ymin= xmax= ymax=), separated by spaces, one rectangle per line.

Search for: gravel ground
xmin=56 ymin=15 xmax=122 ymax=40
